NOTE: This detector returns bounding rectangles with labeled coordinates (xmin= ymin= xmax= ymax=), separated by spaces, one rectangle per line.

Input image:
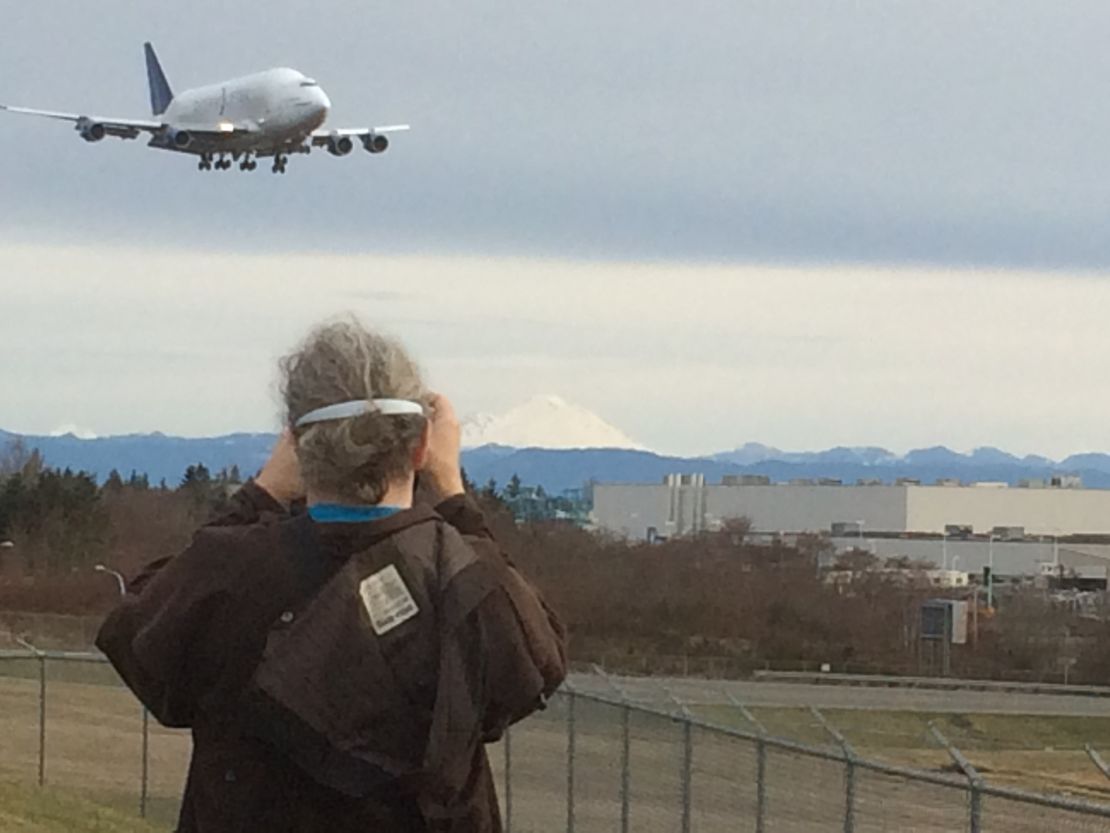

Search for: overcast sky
xmin=3 ymin=2 xmax=1110 ymax=456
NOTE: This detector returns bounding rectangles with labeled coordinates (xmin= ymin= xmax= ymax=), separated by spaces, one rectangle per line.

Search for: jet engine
xmin=167 ymin=129 xmax=193 ymax=149
xmin=361 ymin=134 xmax=389 ymax=154
xmin=78 ymin=121 xmax=106 ymax=142
xmin=327 ymin=136 xmax=354 ymax=157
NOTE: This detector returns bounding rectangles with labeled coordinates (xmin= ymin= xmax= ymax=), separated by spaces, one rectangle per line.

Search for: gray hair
xmin=281 ymin=317 xmax=427 ymax=504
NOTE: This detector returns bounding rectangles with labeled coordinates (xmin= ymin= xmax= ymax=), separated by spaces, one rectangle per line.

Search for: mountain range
xmin=712 ymin=442 xmax=1063 ymax=470
xmin=5 ymin=397 xmax=1110 ymax=494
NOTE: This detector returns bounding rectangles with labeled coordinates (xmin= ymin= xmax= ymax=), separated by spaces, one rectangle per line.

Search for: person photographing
xmin=97 ymin=318 xmax=568 ymax=832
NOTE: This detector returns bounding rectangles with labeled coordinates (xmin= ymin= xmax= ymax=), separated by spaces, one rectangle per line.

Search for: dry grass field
xmin=3 ymin=661 xmax=1110 ymax=831
xmin=0 ymin=667 xmax=188 ymax=828
xmin=0 ymin=780 xmax=164 ymax=833
xmin=692 ymin=704 xmax=1110 ymax=800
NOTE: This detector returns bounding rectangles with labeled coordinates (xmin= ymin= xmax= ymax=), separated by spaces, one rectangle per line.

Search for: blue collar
xmin=308 ymin=503 xmax=404 ymax=524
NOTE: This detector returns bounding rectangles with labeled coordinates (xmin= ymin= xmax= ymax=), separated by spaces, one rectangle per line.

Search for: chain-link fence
xmin=3 ymin=650 xmax=1110 ymax=831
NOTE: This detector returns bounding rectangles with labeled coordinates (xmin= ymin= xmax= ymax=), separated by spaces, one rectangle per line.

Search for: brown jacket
xmin=96 ymin=483 xmax=567 ymax=833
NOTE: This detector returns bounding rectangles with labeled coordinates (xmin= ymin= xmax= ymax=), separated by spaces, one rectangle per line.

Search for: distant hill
xmin=460 ymin=447 xmax=1110 ymax=493
xmin=5 ymin=430 xmax=1110 ymax=495
xmin=0 ymin=430 xmax=275 ymax=486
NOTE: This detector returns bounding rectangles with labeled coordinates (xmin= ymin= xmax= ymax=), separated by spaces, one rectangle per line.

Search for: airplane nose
xmin=315 ymin=87 xmax=331 ymax=115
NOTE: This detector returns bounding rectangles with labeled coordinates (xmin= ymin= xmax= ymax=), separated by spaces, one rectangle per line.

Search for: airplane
xmin=0 ymin=43 xmax=409 ymax=174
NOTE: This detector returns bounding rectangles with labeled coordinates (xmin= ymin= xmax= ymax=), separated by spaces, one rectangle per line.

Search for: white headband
xmin=294 ymin=398 xmax=425 ymax=428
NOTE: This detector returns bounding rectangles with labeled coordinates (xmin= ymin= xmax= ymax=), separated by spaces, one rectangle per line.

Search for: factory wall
xmin=592 ymin=481 xmax=908 ymax=538
xmin=593 ymin=480 xmax=1110 ymax=541
xmin=906 ymin=486 xmax=1110 ymax=535
xmin=703 ymin=484 xmax=908 ymax=534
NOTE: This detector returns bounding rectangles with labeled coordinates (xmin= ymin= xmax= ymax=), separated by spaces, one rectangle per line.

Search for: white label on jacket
xmin=359 ymin=565 xmax=419 ymax=635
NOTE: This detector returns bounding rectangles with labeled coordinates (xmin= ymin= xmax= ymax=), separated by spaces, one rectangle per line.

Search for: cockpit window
xmin=300 ymin=79 xmax=318 ymax=87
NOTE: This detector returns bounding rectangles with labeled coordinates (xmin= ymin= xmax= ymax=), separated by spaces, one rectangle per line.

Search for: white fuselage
xmin=155 ymin=67 xmax=331 ymax=154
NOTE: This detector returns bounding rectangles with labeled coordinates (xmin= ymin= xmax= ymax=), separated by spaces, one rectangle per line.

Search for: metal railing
xmin=3 ymin=650 xmax=1110 ymax=831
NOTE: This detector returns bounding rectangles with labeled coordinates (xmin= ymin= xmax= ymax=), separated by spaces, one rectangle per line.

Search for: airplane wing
xmin=0 ymin=104 xmax=162 ymax=139
xmin=310 ymin=125 xmax=411 ymax=141
xmin=313 ymin=124 xmax=412 ymax=139
xmin=0 ymin=104 xmax=264 ymax=149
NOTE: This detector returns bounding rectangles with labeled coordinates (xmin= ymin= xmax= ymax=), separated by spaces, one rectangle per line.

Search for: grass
xmin=4 ymin=664 xmax=1110 ymax=823
xmin=694 ymin=705 xmax=1110 ymax=749
xmin=0 ymin=781 xmax=166 ymax=832
xmin=691 ymin=705 xmax=1110 ymax=798
xmin=0 ymin=675 xmax=189 ymax=829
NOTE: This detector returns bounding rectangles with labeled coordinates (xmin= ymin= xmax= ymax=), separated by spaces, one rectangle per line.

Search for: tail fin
xmin=144 ymin=42 xmax=174 ymax=117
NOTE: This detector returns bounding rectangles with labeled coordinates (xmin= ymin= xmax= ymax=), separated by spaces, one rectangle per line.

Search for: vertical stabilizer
xmin=144 ymin=42 xmax=174 ymax=117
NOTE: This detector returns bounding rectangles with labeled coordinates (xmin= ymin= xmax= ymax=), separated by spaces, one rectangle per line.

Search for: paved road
xmin=568 ymin=672 xmax=1110 ymax=716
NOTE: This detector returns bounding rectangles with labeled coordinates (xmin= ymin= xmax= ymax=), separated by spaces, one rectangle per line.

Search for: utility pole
xmin=986 ymin=535 xmax=995 ymax=610
xmin=971 ymin=586 xmax=979 ymax=646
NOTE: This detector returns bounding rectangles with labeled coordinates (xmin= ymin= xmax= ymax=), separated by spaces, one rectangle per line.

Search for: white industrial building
xmin=592 ymin=474 xmax=1110 ymax=541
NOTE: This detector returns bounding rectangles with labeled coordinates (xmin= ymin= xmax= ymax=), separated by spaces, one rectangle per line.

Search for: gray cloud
xmin=4 ymin=1 xmax=1110 ymax=268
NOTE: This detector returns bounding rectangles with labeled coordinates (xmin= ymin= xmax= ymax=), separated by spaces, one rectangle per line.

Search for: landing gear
xmin=271 ymin=153 xmax=288 ymax=174
xmin=195 ymin=152 xmax=263 ymax=173
xmin=197 ymin=153 xmax=235 ymax=171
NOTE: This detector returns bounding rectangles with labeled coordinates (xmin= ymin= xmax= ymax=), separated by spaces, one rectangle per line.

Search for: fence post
xmin=662 ymin=685 xmax=695 ymax=833
xmin=503 ymin=726 xmax=512 ymax=832
xmin=140 ymin=706 xmax=150 ymax=818
xmin=681 ymin=718 xmax=693 ymax=833
xmin=566 ymin=686 xmax=576 ymax=833
xmin=38 ymin=653 xmax=46 ymax=787
xmin=592 ymin=663 xmax=633 ymax=833
xmin=756 ymin=737 xmax=767 ymax=833
xmin=725 ymin=688 xmax=768 ymax=832
xmin=811 ymin=707 xmax=855 ymax=833
xmin=620 ymin=702 xmax=631 ymax=833
xmin=17 ymin=638 xmax=46 ymax=787
xmin=929 ymin=722 xmax=982 ymax=833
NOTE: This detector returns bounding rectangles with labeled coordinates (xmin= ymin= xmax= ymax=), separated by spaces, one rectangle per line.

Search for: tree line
xmin=0 ymin=440 xmax=241 ymax=592
xmin=3 ymin=440 xmax=1110 ymax=683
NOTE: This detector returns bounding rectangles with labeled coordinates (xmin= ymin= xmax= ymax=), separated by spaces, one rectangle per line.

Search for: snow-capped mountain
xmin=461 ymin=395 xmax=646 ymax=451
xmin=48 ymin=424 xmax=98 ymax=440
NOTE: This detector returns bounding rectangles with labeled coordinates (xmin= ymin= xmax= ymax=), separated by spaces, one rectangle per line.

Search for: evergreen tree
xmin=0 ymin=474 xmax=24 ymax=540
xmin=103 ymin=469 xmax=125 ymax=493
xmin=181 ymin=464 xmax=212 ymax=488
xmin=127 ymin=470 xmax=150 ymax=490
xmin=214 ymin=465 xmax=243 ymax=486
xmin=1 ymin=467 xmax=108 ymax=572
xmin=179 ymin=463 xmax=215 ymax=513
xmin=505 ymin=473 xmax=522 ymax=499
